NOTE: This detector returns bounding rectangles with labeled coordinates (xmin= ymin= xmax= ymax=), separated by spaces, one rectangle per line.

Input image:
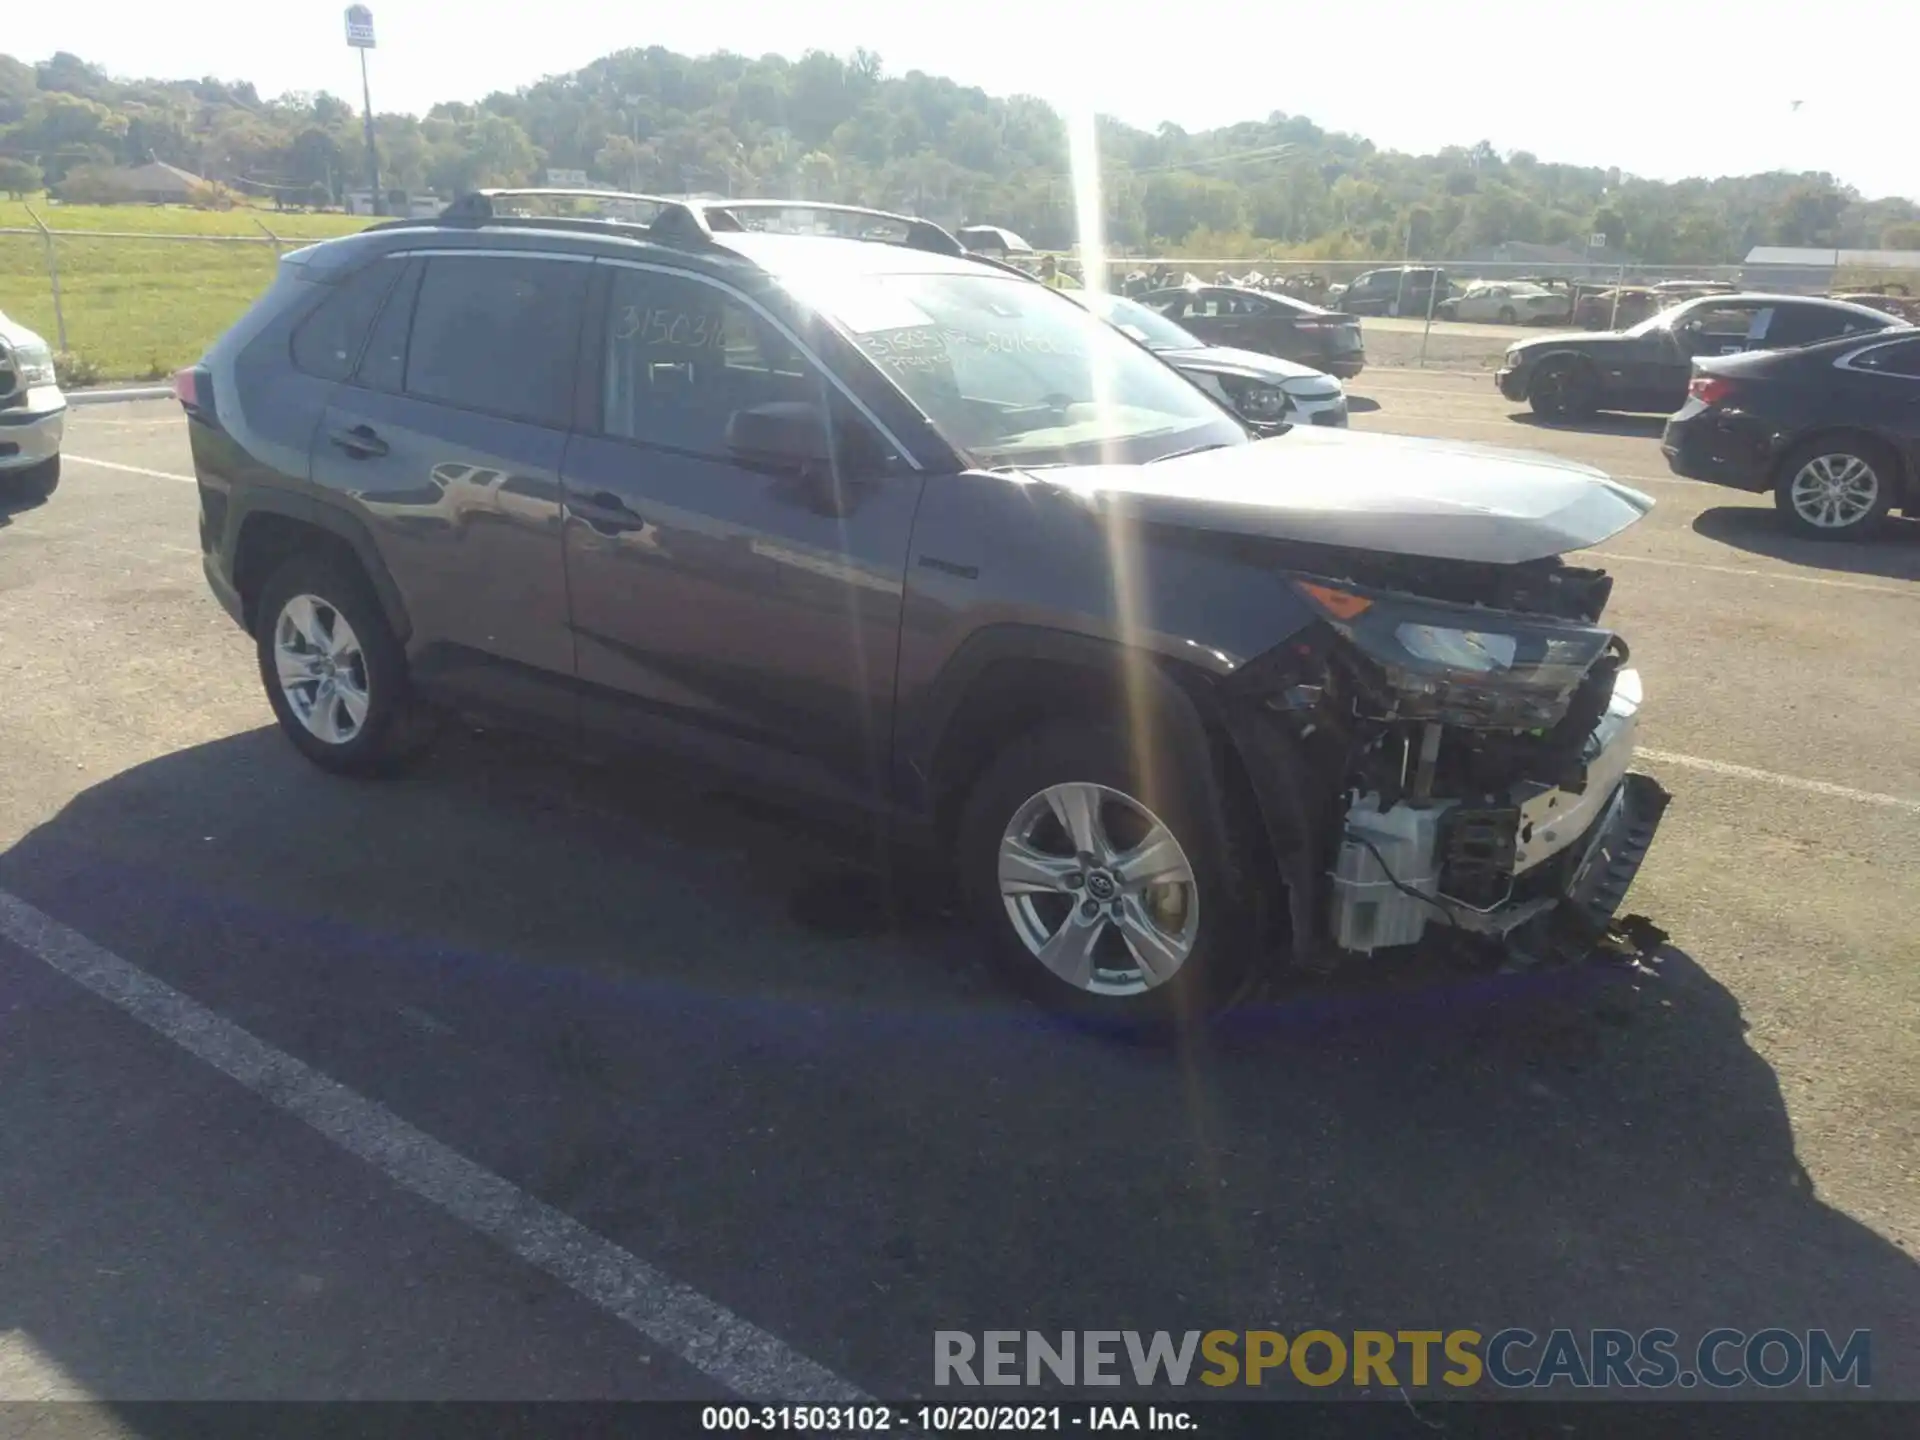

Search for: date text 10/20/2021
xmin=702 ymin=1406 xmax=1191 ymax=1431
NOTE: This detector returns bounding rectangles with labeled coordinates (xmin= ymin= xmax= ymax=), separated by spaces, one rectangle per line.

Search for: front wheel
xmin=956 ymin=720 xmax=1262 ymax=1029
xmin=1497 ymin=305 xmax=1519 ymax=325
xmin=1774 ymin=440 xmax=1896 ymax=540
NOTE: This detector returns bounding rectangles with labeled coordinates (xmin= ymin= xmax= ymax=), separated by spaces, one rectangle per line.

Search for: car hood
xmin=1023 ymin=428 xmax=1654 ymax=564
xmin=1156 ymin=345 xmax=1334 ymax=387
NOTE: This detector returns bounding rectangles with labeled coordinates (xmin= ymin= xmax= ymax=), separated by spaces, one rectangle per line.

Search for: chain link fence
xmin=0 ymin=220 xmax=291 ymax=383
xmin=0 ymin=216 xmax=1893 ymax=381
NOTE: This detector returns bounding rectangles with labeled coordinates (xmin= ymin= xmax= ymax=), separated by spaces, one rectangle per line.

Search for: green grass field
xmin=0 ymin=202 xmax=373 ymax=380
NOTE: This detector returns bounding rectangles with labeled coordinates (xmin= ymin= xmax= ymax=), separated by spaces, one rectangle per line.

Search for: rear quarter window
xmin=290 ymin=257 xmax=406 ymax=381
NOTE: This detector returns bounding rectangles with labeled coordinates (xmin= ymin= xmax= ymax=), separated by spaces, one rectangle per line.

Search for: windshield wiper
xmin=1148 ymin=442 xmax=1236 ymax=464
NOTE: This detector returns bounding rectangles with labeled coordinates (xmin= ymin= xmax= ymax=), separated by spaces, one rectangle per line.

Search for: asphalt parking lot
xmin=2 ymin=377 xmax=1917 ymax=1411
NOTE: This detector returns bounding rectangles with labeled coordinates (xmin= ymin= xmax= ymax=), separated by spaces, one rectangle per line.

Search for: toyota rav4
xmin=181 ymin=191 xmax=1670 ymax=1024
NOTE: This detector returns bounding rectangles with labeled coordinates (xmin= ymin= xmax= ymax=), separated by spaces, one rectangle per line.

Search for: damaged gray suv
xmin=183 ymin=191 xmax=1670 ymax=1023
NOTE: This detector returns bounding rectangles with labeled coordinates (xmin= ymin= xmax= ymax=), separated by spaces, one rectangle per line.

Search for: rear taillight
xmin=1689 ymin=375 xmax=1737 ymax=407
xmin=174 ymin=365 xmax=215 ymax=424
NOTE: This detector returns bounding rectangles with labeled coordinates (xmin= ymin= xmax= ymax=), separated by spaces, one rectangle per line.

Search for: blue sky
xmin=15 ymin=0 xmax=1915 ymax=200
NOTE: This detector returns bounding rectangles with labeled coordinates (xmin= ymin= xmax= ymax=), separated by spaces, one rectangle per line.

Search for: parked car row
xmin=1494 ymin=291 xmax=1915 ymax=539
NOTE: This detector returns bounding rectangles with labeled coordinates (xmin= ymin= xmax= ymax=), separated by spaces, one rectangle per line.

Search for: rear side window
xmin=403 ymin=255 xmax=588 ymax=427
xmin=1771 ymin=305 xmax=1885 ymax=348
xmin=1853 ymin=338 xmax=1920 ymax=377
xmin=290 ymin=258 xmax=404 ymax=381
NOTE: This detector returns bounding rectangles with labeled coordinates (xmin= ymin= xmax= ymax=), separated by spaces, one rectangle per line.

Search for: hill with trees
xmin=3 ymin=46 xmax=1917 ymax=262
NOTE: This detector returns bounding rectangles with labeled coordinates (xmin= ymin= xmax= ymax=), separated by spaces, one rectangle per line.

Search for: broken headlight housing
xmin=1294 ymin=579 xmax=1614 ymax=729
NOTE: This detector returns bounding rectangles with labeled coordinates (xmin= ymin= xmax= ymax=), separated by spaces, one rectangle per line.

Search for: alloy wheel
xmin=1789 ymin=454 xmax=1879 ymax=530
xmin=273 ymin=594 xmax=371 ymax=745
xmin=996 ymin=782 xmax=1199 ymax=997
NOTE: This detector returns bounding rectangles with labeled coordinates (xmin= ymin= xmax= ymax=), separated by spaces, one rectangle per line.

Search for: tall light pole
xmin=345 ymin=7 xmax=381 ymax=215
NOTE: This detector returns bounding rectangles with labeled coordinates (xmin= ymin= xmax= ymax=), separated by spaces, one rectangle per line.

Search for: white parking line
xmin=1636 ymin=750 xmax=1920 ymax=814
xmin=0 ymin=888 xmax=868 ymax=1404
xmin=1586 ymin=550 xmax=1915 ymax=598
xmin=67 ymin=454 xmax=195 ymax=484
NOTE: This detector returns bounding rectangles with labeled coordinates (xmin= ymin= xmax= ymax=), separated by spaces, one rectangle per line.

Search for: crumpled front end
xmin=1219 ymin=546 xmax=1671 ymax=974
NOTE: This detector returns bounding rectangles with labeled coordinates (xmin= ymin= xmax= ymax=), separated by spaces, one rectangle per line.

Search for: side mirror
xmin=725 ymin=401 xmax=832 ymax=474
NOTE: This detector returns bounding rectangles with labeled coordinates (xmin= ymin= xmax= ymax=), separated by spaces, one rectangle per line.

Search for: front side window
xmin=600 ymin=268 xmax=898 ymax=475
xmin=780 ymin=268 xmax=1246 ymax=467
xmin=403 ymin=255 xmax=587 ymax=427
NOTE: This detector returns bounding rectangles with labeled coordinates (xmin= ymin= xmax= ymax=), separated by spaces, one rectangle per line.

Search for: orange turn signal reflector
xmin=1299 ymin=582 xmax=1373 ymax=620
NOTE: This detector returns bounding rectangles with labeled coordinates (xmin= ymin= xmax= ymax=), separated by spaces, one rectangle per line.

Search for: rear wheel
xmin=254 ymin=552 xmax=431 ymax=775
xmin=1774 ymin=438 xmax=1897 ymax=540
xmin=1528 ymin=357 xmax=1597 ymax=419
xmin=1497 ymin=305 xmax=1519 ymax=325
xmin=1 ymin=455 xmax=59 ymax=503
xmin=956 ymin=719 xmax=1262 ymax=1029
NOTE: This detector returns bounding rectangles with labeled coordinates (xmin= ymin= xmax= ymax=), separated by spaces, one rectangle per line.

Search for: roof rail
xmin=438 ymin=187 xmax=686 ymax=225
xmin=424 ymin=189 xmax=977 ymax=262
xmin=692 ymin=200 xmax=966 ymax=258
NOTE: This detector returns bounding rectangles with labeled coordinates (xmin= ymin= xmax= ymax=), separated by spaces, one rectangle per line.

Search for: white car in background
xmin=0 ymin=312 xmax=64 ymax=501
xmin=1446 ymin=281 xmax=1574 ymax=326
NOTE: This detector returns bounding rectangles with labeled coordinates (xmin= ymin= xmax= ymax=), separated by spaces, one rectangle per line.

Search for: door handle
xmin=329 ymin=424 xmax=388 ymax=459
xmin=572 ymin=490 xmax=646 ymax=536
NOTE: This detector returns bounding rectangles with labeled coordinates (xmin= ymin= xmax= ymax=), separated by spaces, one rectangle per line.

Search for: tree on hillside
xmin=0 ymin=156 xmax=42 ymax=198
xmin=1 ymin=45 xmax=1914 ymax=263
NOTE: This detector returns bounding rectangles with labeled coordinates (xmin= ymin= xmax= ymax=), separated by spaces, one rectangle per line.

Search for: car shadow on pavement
xmin=3 ymin=726 xmax=1917 ymax=1402
xmin=1506 ymin=412 xmax=1669 ymax=439
xmin=1343 ymin=395 xmax=1383 ymax=414
xmin=1693 ymin=505 xmax=1920 ymax=582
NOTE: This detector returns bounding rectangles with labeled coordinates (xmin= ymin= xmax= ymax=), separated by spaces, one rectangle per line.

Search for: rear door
xmin=311 ymin=249 xmax=589 ymax=724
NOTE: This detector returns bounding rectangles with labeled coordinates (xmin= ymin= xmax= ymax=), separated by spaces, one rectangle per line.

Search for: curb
xmin=67 ymin=387 xmax=175 ymax=406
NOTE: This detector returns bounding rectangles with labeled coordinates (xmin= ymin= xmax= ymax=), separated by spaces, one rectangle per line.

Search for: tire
xmin=254 ymin=551 xmax=431 ymax=776
xmin=956 ymin=718 xmax=1263 ymax=1030
xmin=1773 ymin=437 xmax=1898 ymax=541
xmin=1497 ymin=305 xmax=1518 ymax=325
xmin=1527 ymin=357 xmax=1597 ymax=419
xmin=1 ymin=455 xmax=59 ymax=503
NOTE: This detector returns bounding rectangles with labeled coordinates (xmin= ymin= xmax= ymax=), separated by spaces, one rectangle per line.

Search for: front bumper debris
xmin=1323 ymin=667 xmax=1669 ymax=968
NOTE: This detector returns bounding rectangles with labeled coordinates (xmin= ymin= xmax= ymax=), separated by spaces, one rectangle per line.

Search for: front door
xmin=310 ymin=251 xmax=589 ymax=724
xmin=559 ymin=263 xmax=924 ymax=804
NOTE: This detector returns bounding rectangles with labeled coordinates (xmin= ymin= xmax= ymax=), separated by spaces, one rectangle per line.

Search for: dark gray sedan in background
xmin=1072 ymin=290 xmax=1348 ymax=427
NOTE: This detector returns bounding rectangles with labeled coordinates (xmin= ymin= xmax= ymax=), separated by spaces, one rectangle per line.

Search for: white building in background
xmin=1741 ymin=246 xmax=1920 ymax=292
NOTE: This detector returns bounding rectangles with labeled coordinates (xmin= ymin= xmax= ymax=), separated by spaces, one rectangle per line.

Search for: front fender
xmin=892 ymin=467 xmax=1321 ymax=811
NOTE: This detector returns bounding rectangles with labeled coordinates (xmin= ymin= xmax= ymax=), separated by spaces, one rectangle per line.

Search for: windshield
xmin=1069 ymin=291 xmax=1203 ymax=351
xmin=785 ymin=269 xmax=1246 ymax=466
xmin=1624 ymin=308 xmax=1676 ymax=336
